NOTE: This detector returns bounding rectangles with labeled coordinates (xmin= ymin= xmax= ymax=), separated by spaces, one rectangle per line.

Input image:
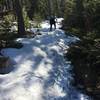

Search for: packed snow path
xmin=0 ymin=19 xmax=91 ymax=100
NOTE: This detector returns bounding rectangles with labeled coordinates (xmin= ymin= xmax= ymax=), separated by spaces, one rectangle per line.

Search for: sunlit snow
xmin=0 ymin=18 xmax=91 ymax=100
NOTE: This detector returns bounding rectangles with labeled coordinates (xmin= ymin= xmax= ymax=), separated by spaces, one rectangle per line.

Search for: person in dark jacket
xmin=49 ymin=16 xmax=56 ymax=31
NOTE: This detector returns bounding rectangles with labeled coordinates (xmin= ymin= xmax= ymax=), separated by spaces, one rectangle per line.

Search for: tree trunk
xmin=60 ymin=0 xmax=66 ymax=17
xmin=48 ymin=0 xmax=52 ymax=16
xmin=13 ymin=0 xmax=25 ymax=35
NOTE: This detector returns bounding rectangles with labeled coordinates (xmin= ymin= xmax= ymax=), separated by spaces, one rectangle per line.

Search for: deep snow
xmin=0 ymin=19 xmax=91 ymax=100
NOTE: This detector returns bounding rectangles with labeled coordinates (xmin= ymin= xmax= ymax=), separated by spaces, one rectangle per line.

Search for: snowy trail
xmin=0 ymin=19 xmax=91 ymax=100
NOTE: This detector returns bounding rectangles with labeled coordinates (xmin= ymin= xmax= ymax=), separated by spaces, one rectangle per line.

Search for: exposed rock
xmin=0 ymin=56 xmax=14 ymax=74
xmin=0 ymin=57 xmax=10 ymax=68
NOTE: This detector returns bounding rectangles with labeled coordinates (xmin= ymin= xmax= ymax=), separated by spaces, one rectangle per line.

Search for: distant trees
xmin=0 ymin=0 xmax=13 ymax=11
xmin=26 ymin=0 xmax=67 ymax=19
xmin=47 ymin=0 xmax=67 ymax=17
xmin=63 ymin=0 xmax=100 ymax=35
xmin=0 ymin=0 xmax=67 ymax=32
xmin=0 ymin=0 xmax=26 ymax=35
xmin=0 ymin=0 xmax=68 ymax=36
xmin=26 ymin=0 xmax=38 ymax=20
xmin=2 ymin=0 xmax=99 ymax=36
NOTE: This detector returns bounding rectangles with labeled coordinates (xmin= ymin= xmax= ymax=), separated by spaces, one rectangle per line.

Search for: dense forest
xmin=0 ymin=0 xmax=100 ymax=100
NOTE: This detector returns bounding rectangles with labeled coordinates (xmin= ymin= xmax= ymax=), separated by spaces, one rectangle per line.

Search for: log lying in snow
xmin=26 ymin=30 xmax=42 ymax=38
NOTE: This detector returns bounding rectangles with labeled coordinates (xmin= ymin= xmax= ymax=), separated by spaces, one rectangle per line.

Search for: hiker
xmin=49 ymin=16 xmax=56 ymax=31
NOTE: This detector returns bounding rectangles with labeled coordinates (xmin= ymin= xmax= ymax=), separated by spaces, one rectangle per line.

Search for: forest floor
xmin=0 ymin=19 xmax=91 ymax=100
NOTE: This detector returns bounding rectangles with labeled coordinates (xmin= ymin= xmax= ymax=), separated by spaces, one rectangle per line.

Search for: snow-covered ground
xmin=0 ymin=19 xmax=91 ymax=100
